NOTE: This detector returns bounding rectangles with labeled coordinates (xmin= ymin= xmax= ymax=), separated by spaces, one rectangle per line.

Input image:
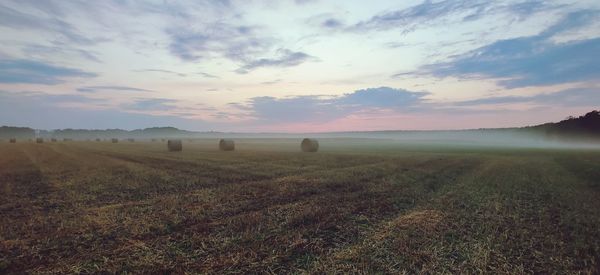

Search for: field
xmin=1 ymin=139 xmax=599 ymax=274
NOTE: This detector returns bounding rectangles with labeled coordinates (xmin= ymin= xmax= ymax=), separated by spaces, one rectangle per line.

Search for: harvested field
xmin=0 ymin=139 xmax=599 ymax=273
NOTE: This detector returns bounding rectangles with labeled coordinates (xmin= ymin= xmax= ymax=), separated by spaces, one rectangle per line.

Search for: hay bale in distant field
xmin=161 ymin=138 xmax=166 ymax=142
xmin=111 ymin=138 xmax=119 ymax=143
xmin=9 ymin=138 xmax=16 ymax=143
xmin=63 ymin=138 xmax=69 ymax=142
xmin=219 ymin=139 xmax=235 ymax=151
xmin=127 ymin=138 xmax=135 ymax=142
xmin=51 ymin=138 xmax=57 ymax=142
xmin=36 ymin=138 xmax=44 ymax=143
xmin=95 ymin=138 xmax=101 ymax=142
xmin=151 ymin=138 xmax=157 ymax=142
xmin=301 ymin=138 xmax=319 ymax=152
xmin=167 ymin=139 xmax=182 ymax=151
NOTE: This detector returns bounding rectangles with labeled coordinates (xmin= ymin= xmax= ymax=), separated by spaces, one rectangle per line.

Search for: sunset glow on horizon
xmin=1 ymin=0 xmax=599 ymax=132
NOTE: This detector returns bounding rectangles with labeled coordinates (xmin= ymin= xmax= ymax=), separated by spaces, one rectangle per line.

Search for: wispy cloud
xmin=167 ymin=23 xmax=314 ymax=73
xmin=349 ymin=0 xmax=559 ymax=33
xmin=295 ymin=0 xmax=318 ymax=5
xmin=77 ymin=86 xmax=153 ymax=93
xmin=126 ymin=98 xmax=178 ymax=111
xmin=235 ymin=49 xmax=315 ymax=74
xmin=0 ymin=90 xmax=102 ymax=105
xmin=351 ymin=0 xmax=486 ymax=32
xmin=455 ymin=88 xmax=600 ymax=107
xmin=0 ymin=90 xmax=206 ymax=130
xmin=21 ymin=44 xmax=101 ymax=63
xmin=420 ymin=10 xmax=600 ymax=88
xmin=260 ymin=79 xmax=282 ymax=85
xmin=0 ymin=3 xmax=105 ymax=45
xmin=305 ymin=13 xmax=346 ymax=31
xmin=133 ymin=69 xmax=218 ymax=78
xmin=0 ymin=59 xmax=97 ymax=84
xmin=197 ymin=72 xmax=219 ymax=78
xmin=134 ymin=69 xmax=187 ymax=77
xmin=321 ymin=18 xmax=344 ymax=29
xmin=167 ymin=24 xmax=272 ymax=62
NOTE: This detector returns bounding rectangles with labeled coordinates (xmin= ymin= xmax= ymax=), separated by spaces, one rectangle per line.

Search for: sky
xmin=0 ymin=0 xmax=599 ymax=132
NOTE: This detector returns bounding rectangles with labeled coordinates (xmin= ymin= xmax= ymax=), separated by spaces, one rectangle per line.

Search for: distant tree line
xmin=524 ymin=110 xmax=600 ymax=141
xmin=1 ymin=111 xmax=599 ymax=141
xmin=0 ymin=127 xmax=201 ymax=139
xmin=0 ymin=126 xmax=35 ymax=139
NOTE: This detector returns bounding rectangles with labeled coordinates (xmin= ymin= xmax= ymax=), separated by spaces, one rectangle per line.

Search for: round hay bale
xmin=219 ymin=139 xmax=235 ymax=151
xmin=36 ymin=138 xmax=44 ymax=143
xmin=127 ymin=138 xmax=135 ymax=142
xmin=63 ymin=138 xmax=70 ymax=142
xmin=111 ymin=138 xmax=119 ymax=143
xmin=51 ymin=138 xmax=57 ymax=142
xmin=9 ymin=138 xmax=16 ymax=143
xmin=95 ymin=138 xmax=101 ymax=142
xmin=301 ymin=138 xmax=319 ymax=152
xmin=167 ymin=139 xmax=182 ymax=151
xmin=151 ymin=138 xmax=157 ymax=142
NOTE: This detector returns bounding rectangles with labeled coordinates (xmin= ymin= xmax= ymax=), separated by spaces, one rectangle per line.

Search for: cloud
xmin=260 ymin=79 xmax=282 ymax=85
xmin=0 ymin=90 xmax=208 ymax=130
xmin=336 ymin=87 xmax=428 ymax=108
xmin=134 ymin=69 xmax=187 ymax=77
xmin=420 ymin=10 xmax=600 ymax=88
xmin=232 ymin=87 xmax=429 ymax=122
xmin=322 ymin=18 xmax=344 ymax=29
xmin=0 ymin=59 xmax=97 ymax=84
xmin=126 ymin=98 xmax=178 ymax=111
xmin=21 ymin=44 xmax=101 ymax=63
xmin=166 ymin=24 xmax=272 ymax=62
xmin=0 ymin=90 xmax=103 ymax=105
xmin=352 ymin=0 xmax=484 ymax=32
xmin=235 ymin=49 xmax=315 ymax=74
xmin=455 ymin=88 xmax=600 ymax=107
xmin=350 ymin=0 xmax=559 ymax=33
xmin=384 ymin=42 xmax=417 ymax=49
xmin=506 ymin=0 xmax=563 ymax=20
xmin=305 ymin=13 xmax=346 ymax=31
xmin=197 ymin=72 xmax=219 ymax=78
xmin=133 ymin=69 xmax=218 ymax=78
xmin=229 ymin=86 xmax=600 ymax=126
xmin=167 ymin=23 xmax=314 ymax=73
xmin=538 ymin=10 xmax=600 ymax=38
xmin=295 ymin=0 xmax=318 ymax=5
xmin=0 ymin=3 xmax=104 ymax=45
xmin=77 ymin=86 xmax=153 ymax=93
xmin=245 ymin=95 xmax=337 ymax=122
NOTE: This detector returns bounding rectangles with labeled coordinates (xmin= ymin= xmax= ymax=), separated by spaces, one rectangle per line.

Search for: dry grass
xmin=0 ymin=139 xmax=599 ymax=273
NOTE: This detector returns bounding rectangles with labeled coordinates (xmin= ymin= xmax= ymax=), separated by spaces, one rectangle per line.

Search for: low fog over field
xmin=5 ymin=110 xmax=599 ymax=149
xmin=2 ymin=127 xmax=599 ymax=150
xmin=214 ymin=129 xmax=586 ymax=148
